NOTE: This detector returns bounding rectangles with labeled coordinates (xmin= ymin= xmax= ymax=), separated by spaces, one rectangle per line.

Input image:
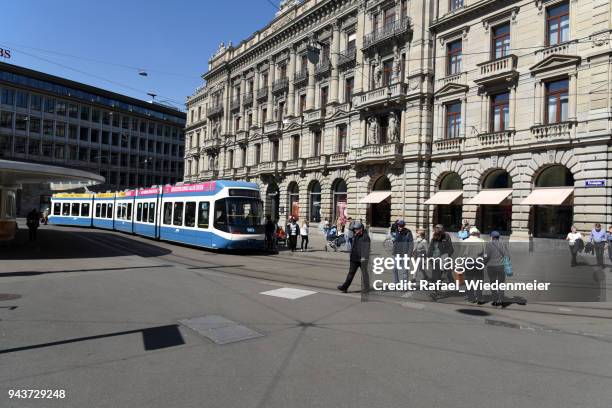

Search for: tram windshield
xmin=214 ymin=197 xmax=264 ymax=234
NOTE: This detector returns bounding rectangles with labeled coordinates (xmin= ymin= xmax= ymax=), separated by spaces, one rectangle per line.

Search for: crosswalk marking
xmin=260 ymin=287 xmax=317 ymax=300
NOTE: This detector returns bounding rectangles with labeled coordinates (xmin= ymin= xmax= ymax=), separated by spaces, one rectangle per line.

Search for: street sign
xmin=585 ymin=179 xmax=605 ymax=187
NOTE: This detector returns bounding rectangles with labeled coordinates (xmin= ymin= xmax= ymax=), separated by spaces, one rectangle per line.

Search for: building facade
xmin=0 ymin=62 xmax=185 ymax=215
xmin=186 ymin=0 xmax=612 ymax=239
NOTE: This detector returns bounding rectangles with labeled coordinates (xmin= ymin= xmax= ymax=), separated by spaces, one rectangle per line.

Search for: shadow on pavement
xmin=0 ymin=227 xmax=172 ymax=260
xmin=0 ymin=324 xmax=185 ymax=355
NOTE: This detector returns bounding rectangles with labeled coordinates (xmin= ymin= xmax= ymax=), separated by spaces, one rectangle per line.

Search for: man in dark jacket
xmin=427 ymin=224 xmax=455 ymax=283
xmin=264 ymin=215 xmax=276 ymax=250
xmin=26 ymin=208 xmax=40 ymax=241
xmin=286 ymin=217 xmax=300 ymax=252
xmin=392 ymin=220 xmax=413 ymax=283
xmin=337 ymin=222 xmax=371 ymax=295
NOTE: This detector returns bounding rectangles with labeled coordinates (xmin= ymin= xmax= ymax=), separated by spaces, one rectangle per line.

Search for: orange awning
xmin=520 ymin=188 xmax=574 ymax=205
xmin=423 ymin=190 xmax=463 ymax=205
xmin=468 ymin=189 xmax=512 ymax=205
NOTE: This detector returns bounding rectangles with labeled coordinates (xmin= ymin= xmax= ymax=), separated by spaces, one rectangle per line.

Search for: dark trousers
xmin=300 ymin=235 xmax=309 ymax=250
xmin=28 ymin=227 xmax=37 ymax=241
xmin=594 ymin=242 xmax=605 ymax=266
xmin=265 ymin=233 xmax=274 ymax=250
xmin=569 ymin=244 xmax=579 ymax=266
xmin=431 ymin=266 xmax=453 ymax=283
xmin=289 ymin=235 xmax=298 ymax=251
xmin=465 ymin=267 xmax=484 ymax=302
xmin=340 ymin=261 xmax=370 ymax=294
xmin=487 ymin=265 xmax=505 ymax=303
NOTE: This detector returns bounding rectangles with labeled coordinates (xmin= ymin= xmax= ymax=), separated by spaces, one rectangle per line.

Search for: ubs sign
xmin=0 ymin=47 xmax=11 ymax=59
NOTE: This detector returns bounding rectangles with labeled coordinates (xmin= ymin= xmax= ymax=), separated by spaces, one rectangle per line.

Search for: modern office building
xmin=185 ymin=0 xmax=612 ymax=239
xmin=0 ymin=62 xmax=185 ymax=215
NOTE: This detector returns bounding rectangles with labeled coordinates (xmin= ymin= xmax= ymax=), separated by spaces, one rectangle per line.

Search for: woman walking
xmin=565 ymin=225 xmax=583 ymax=267
xmin=412 ymin=229 xmax=429 ymax=282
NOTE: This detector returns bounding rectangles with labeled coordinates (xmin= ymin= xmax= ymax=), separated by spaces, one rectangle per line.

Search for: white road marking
xmin=260 ymin=287 xmax=317 ymax=300
xmin=401 ymin=301 xmax=426 ymax=310
xmin=558 ymin=307 xmax=573 ymax=312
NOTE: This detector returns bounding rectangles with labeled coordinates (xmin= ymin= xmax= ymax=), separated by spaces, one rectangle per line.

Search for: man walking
xmin=337 ymin=222 xmax=371 ymax=296
xmin=286 ymin=217 xmax=300 ymax=252
xmin=590 ymin=223 xmax=607 ymax=267
xmin=264 ymin=215 xmax=276 ymax=251
xmin=392 ymin=220 xmax=413 ymax=284
xmin=26 ymin=208 xmax=40 ymax=241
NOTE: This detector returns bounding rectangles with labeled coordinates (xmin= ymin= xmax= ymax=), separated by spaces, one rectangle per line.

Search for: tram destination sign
xmin=585 ymin=179 xmax=605 ymax=187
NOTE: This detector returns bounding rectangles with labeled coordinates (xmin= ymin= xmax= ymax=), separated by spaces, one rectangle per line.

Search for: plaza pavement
xmin=1 ymin=222 xmax=612 ymax=408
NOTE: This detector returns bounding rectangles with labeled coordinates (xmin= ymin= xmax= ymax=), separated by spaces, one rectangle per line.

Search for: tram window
xmin=173 ymin=202 xmax=184 ymax=226
xmin=127 ymin=203 xmax=132 ymax=220
xmin=136 ymin=203 xmax=142 ymax=221
xmin=185 ymin=202 xmax=196 ymax=227
xmin=53 ymin=203 xmax=61 ymax=215
xmin=101 ymin=203 xmax=107 ymax=218
xmin=95 ymin=203 xmax=101 ymax=217
xmin=71 ymin=203 xmax=80 ymax=216
xmin=107 ymin=204 xmax=113 ymax=219
xmin=148 ymin=203 xmax=155 ymax=223
xmin=62 ymin=203 xmax=70 ymax=216
xmin=143 ymin=203 xmax=149 ymax=223
xmin=116 ymin=204 xmax=122 ymax=219
xmin=198 ymin=202 xmax=210 ymax=229
xmin=163 ymin=202 xmax=172 ymax=225
xmin=81 ymin=203 xmax=90 ymax=217
xmin=214 ymin=200 xmax=227 ymax=230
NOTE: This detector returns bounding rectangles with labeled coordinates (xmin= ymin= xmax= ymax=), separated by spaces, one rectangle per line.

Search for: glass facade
xmin=0 ymin=63 xmax=186 ymax=189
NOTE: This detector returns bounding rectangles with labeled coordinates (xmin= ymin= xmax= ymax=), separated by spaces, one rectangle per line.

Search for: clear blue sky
xmin=2 ymin=0 xmax=281 ymax=110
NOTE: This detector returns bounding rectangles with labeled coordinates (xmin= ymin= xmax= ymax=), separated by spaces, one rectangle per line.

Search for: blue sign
xmin=585 ymin=180 xmax=605 ymax=187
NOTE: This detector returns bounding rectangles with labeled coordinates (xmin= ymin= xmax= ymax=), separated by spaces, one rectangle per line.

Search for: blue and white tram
xmin=114 ymin=190 xmax=135 ymax=234
xmin=92 ymin=193 xmax=116 ymax=230
xmin=48 ymin=193 xmax=94 ymax=227
xmin=159 ymin=181 xmax=265 ymax=249
xmin=49 ymin=180 xmax=265 ymax=250
xmin=133 ymin=187 xmax=159 ymax=238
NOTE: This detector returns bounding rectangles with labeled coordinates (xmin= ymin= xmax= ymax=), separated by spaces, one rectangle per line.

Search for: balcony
xmin=258 ymin=161 xmax=279 ymax=175
xmin=364 ymin=17 xmax=411 ymax=49
xmin=304 ymin=108 xmax=325 ymax=125
xmin=207 ymin=104 xmax=223 ymax=118
xmin=263 ymin=121 xmax=282 ymax=135
xmin=294 ymin=69 xmax=308 ymax=86
xmin=304 ymin=156 xmax=326 ymax=169
xmin=202 ymin=137 xmax=221 ymax=151
xmin=534 ymin=40 xmax=578 ymax=62
xmin=284 ymin=158 xmax=304 ymax=172
xmin=234 ymin=167 xmax=247 ymax=179
xmin=315 ymin=59 xmax=331 ymax=77
xmin=477 ymin=130 xmax=514 ymax=147
xmin=353 ymin=82 xmax=408 ymax=110
xmin=432 ymin=137 xmax=464 ymax=155
xmin=243 ymin=93 xmax=253 ymax=107
xmin=199 ymin=169 xmax=218 ymax=180
xmin=475 ymin=54 xmax=518 ymax=85
xmin=349 ymin=143 xmax=402 ymax=165
xmin=530 ymin=121 xmax=576 ymax=140
xmin=338 ymin=47 xmax=357 ymax=68
xmin=230 ymin=97 xmax=241 ymax=112
xmin=272 ymin=77 xmax=289 ymax=94
xmin=328 ymin=152 xmax=349 ymax=167
xmin=257 ymin=87 xmax=268 ymax=101
xmin=235 ymin=130 xmax=247 ymax=144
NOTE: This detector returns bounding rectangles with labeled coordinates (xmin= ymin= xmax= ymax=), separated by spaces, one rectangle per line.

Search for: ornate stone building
xmin=429 ymin=0 xmax=612 ymax=239
xmin=186 ymin=0 xmax=612 ymax=239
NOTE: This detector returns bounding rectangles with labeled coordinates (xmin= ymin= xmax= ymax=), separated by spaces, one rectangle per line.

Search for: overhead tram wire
xmin=6 ymin=47 xmax=187 ymax=108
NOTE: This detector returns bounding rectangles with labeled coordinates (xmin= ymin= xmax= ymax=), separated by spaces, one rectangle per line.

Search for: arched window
xmin=435 ymin=172 xmax=463 ymax=232
xmin=332 ymin=179 xmax=347 ymax=224
xmin=370 ymin=176 xmax=391 ymax=228
xmin=536 ymin=165 xmax=574 ymax=187
xmin=483 ymin=169 xmax=512 ymax=189
xmin=287 ymin=182 xmax=299 ymax=220
xmin=309 ymin=181 xmax=321 ymax=223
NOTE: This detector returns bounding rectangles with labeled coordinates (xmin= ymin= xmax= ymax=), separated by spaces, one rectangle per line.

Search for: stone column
xmin=222 ymin=81 xmax=230 ymax=135
xmin=267 ymin=60 xmax=275 ymax=122
xmin=329 ymin=22 xmax=341 ymax=104
xmin=461 ymin=96 xmax=467 ymax=137
xmin=252 ymin=68 xmax=259 ymax=127
xmin=569 ymin=71 xmax=578 ymax=120
xmin=480 ymin=91 xmax=487 ymax=133
xmin=287 ymin=47 xmax=296 ymax=117
xmin=240 ymin=75 xmax=246 ymax=131
xmin=509 ymin=82 xmax=516 ymax=130
xmin=355 ymin=3 xmax=366 ymax=93
xmin=534 ymin=81 xmax=543 ymax=125
xmin=306 ymin=52 xmax=316 ymax=110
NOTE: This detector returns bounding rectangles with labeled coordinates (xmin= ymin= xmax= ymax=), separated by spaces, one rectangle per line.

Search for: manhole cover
xmin=0 ymin=294 xmax=21 ymax=301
